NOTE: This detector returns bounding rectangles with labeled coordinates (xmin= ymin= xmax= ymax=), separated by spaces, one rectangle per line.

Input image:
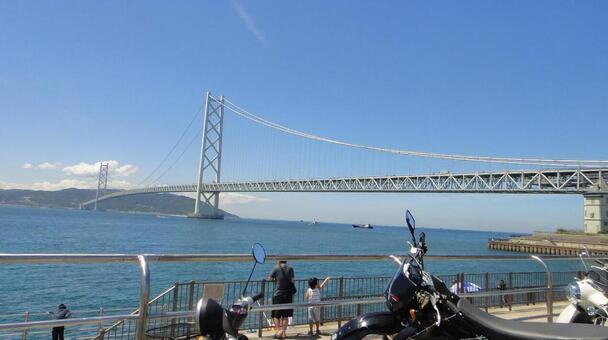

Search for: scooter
xmin=557 ymin=247 xmax=608 ymax=325
xmin=332 ymin=210 xmax=608 ymax=340
xmin=196 ymin=243 xmax=266 ymax=340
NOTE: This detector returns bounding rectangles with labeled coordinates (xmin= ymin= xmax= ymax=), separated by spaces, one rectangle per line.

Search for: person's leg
xmin=52 ymin=328 xmax=59 ymax=340
xmin=281 ymin=317 xmax=289 ymax=337
xmin=58 ymin=327 xmax=65 ymax=340
xmin=315 ymin=321 xmax=320 ymax=332
xmin=272 ymin=296 xmax=281 ymax=335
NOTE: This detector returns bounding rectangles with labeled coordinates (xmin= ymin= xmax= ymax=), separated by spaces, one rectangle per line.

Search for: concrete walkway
xmin=244 ymin=301 xmax=570 ymax=340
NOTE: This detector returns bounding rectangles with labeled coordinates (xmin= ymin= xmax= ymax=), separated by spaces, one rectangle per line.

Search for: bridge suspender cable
xmin=216 ymin=96 xmax=608 ymax=168
xmin=136 ymin=105 xmax=204 ymax=187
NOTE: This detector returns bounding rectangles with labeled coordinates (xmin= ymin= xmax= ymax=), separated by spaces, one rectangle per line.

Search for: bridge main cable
xmin=216 ymin=95 xmax=608 ymax=168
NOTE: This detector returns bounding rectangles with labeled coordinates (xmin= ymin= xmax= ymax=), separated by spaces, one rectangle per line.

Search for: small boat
xmin=352 ymin=224 xmax=373 ymax=229
xmin=310 ymin=219 xmax=320 ymax=225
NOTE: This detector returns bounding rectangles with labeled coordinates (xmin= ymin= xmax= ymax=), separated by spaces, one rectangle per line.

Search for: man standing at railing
xmin=268 ymin=260 xmax=295 ymax=339
xmin=48 ymin=303 xmax=71 ymax=340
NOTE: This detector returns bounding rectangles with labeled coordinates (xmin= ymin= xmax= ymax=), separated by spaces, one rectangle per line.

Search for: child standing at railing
xmin=305 ymin=276 xmax=330 ymax=336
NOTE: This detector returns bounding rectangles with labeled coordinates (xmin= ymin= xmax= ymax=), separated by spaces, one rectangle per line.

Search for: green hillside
xmin=0 ymin=188 xmax=236 ymax=217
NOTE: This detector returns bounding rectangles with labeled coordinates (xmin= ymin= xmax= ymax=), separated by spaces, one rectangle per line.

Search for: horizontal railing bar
xmin=459 ymin=286 xmax=565 ymax=298
xmin=0 ymin=285 xmax=567 ymax=333
xmin=0 ymin=314 xmax=139 ymax=332
xmin=0 ymin=253 xmax=602 ymax=264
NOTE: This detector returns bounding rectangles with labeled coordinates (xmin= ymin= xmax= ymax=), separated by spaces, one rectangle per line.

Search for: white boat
xmin=352 ymin=223 xmax=373 ymax=229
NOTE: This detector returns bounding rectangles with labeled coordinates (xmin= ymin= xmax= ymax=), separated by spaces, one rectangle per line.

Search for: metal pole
xmin=531 ymin=255 xmax=553 ymax=322
xmin=337 ymin=277 xmax=344 ymax=327
xmin=187 ymin=280 xmax=196 ymax=320
xmin=97 ymin=307 xmax=104 ymax=331
xmin=135 ymin=255 xmax=150 ymax=340
xmin=171 ymin=283 xmax=179 ymax=337
xmin=21 ymin=312 xmax=28 ymax=340
xmin=258 ymin=280 xmax=266 ymax=338
xmin=194 ymin=91 xmax=211 ymax=215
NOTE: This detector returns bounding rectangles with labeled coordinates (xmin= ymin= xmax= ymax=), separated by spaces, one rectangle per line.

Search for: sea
xmin=0 ymin=205 xmax=582 ymax=330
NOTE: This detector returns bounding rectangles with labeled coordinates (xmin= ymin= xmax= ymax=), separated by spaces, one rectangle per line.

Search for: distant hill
xmin=0 ymin=188 xmax=236 ymax=217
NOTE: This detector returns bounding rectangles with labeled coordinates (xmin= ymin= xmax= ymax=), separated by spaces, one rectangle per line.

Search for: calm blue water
xmin=0 ymin=205 xmax=580 ymax=318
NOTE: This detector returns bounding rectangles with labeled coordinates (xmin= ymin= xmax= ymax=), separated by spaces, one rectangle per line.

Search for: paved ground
xmin=244 ymin=301 xmax=570 ymax=340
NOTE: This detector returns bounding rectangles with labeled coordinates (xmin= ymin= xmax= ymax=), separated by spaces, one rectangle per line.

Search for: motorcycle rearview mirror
xmin=405 ymin=210 xmax=417 ymax=245
xmin=419 ymin=231 xmax=426 ymax=245
xmin=243 ymin=243 xmax=266 ymax=297
xmin=252 ymin=243 xmax=266 ymax=264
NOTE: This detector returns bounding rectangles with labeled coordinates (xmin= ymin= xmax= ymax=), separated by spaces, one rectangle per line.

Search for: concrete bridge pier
xmin=189 ymin=191 xmax=224 ymax=220
xmin=584 ymin=193 xmax=608 ymax=233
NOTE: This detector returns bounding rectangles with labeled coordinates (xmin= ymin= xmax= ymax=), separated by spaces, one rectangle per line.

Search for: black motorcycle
xmin=333 ymin=210 xmax=608 ymax=340
xmin=196 ymin=243 xmax=266 ymax=340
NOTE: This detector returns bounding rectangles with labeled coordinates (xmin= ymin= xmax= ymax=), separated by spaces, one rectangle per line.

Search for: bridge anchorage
xmin=80 ymin=92 xmax=608 ymax=232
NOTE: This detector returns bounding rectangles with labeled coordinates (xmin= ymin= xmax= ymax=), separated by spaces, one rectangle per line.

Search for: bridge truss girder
xmin=81 ymin=168 xmax=608 ymax=208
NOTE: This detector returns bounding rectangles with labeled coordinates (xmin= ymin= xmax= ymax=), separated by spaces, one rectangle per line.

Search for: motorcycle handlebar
xmin=252 ymin=292 xmax=264 ymax=302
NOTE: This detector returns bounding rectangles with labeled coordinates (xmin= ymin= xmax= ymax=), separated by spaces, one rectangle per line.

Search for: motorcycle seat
xmin=457 ymin=299 xmax=608 ymax=340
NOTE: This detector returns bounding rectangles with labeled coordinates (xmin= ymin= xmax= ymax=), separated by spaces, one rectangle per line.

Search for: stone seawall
xmin=488 ymin=233 xmax=608 ymax=256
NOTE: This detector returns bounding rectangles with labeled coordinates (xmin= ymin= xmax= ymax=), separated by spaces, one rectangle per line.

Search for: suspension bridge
xmin=80 ymin=92 xmax=608 ymax=233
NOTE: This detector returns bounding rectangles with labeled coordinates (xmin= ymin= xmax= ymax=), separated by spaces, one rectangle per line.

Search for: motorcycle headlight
xmin=568 ymin=282 xmax=581 ymax=302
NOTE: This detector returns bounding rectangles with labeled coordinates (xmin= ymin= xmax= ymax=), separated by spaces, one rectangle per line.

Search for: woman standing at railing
xmin=267 ymin=260 xmax=296 ymax=339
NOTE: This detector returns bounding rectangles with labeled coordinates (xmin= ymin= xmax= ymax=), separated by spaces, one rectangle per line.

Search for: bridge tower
xmin=94 ymin=163 xmax=109 ymax=211
xmin=190 ymin=92 xmax=225 ymax=219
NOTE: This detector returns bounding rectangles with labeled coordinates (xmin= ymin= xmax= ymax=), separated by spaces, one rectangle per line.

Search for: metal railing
xmin=0 ymin=253 xmax=590 ymax=340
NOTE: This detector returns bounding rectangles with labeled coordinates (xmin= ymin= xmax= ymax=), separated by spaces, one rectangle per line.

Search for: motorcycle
xmin=196 ymin=243 xmax=267 ymax=340
xmin=557 ymin=247 xmax=608 ymax=325
xmin=333 ymin=210 xmax=608 ymax=340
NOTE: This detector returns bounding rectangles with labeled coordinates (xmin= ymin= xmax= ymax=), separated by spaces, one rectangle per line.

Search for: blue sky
xmin=0 ymin=1 xmax=607 ymax=231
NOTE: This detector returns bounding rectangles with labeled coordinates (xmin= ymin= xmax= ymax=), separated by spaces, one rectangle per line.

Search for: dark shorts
xmin=272 ymin=294 xmax=293 ymax=318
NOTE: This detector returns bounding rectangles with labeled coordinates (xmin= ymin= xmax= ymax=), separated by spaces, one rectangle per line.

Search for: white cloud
xmin=175 ymin=192 xmax=268 ymax=205
xmin=22 ymin=163 xmax=33 ymax=169
xmin=62 ymin=160 xmax=138 ymax=177
xmin=233 ymin=1 xmax=267 ymax=45
xmin=221 ymin=192 xmax=269 ymax=205
xmin=38 ymin=162 xmax=62 ymax=170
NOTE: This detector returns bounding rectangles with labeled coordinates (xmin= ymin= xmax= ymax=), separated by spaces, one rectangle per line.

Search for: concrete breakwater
xmin=488 ymin=232 xmax=608 ymax=256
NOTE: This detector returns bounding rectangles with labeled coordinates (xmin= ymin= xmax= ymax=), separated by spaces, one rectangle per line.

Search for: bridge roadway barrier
xmin=0 ymin=253 xmax=594 ymax=339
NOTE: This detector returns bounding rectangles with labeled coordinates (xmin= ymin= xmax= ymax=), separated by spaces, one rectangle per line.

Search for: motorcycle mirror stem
xmin=579 ymin=251 xmax=590 ymax=273
xmin=242 ymin=243 xmax=267 ymax=297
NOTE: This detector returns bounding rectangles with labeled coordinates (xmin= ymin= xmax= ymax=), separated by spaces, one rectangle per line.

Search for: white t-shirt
xmin=307 ymin=287 xmax=321 ymax=304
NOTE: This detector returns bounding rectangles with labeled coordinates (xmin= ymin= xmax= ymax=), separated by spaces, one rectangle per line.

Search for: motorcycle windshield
xmin=385 ymin=264 xmax=418 ymax=315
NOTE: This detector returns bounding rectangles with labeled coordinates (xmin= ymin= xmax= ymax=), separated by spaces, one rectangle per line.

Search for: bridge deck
xmin=82 ymin=168 xmax=608 ymax=207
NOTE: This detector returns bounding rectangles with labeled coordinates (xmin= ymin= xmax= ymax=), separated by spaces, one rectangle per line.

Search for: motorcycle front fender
xmin=556 ymin=304 xmax=593 ymax=324
xmin=332 ymin=312 xmax=403 ymax=340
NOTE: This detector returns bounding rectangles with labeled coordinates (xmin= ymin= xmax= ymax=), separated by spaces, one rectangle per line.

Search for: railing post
xmin=337 ymin=277 xmax=344 ymax=327
xmin=458 ymin=273 xmax=464 ymax=294
xmin=171 ymin=282 xmax=179 ymax=337
xmin=258 ymin=280 xmax=266 ymax=338
xmin=135 ymin=255 xmax=150 ymax=340
xmin=97 ymin=306 xmax=104 ymax=331
xmin=21 ymin=312 xmax=28 ymax=340
xmin=187 ymin=280 xmax=196 ymax=319
xmin=531 ymin=255 xmax=553 ymax=323
xmin=508 ymin=272 xmax=513 ymax=311
xmin=483 ymin=272 xmax=489 ymax=312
